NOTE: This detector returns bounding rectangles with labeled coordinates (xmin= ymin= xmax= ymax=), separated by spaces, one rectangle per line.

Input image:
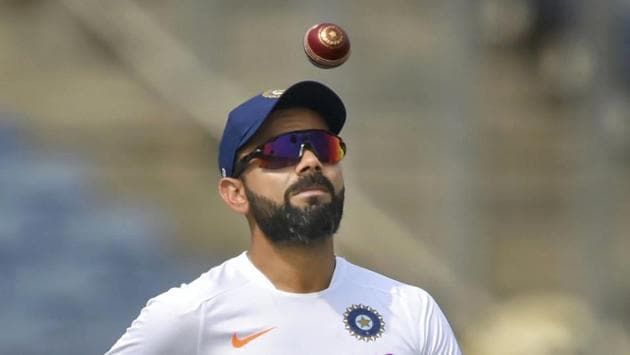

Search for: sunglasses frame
xmin=232 ymin=129 xmax=346 ymax=177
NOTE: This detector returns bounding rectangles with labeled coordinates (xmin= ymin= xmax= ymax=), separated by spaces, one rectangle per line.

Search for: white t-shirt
xmin=106 ymin=252 xmax=462 ymax=355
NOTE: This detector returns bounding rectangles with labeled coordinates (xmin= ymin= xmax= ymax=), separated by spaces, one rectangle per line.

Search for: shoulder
xmin=339 ymin=259 xmax=438 ymax=321
xmin=146 ymin=253 xmax=251 ymax=313
xmin=174 ymin=253 xmax=253 ymax=304
xmin=339 ymin=258 xmax=462 ymax=354
xmin=106 ymin=254 xmax=251 ymax=354
xmin=340 ymin=257 xmax=434 ymax=303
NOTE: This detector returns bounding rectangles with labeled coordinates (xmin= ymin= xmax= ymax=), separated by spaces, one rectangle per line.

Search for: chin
xmin=294 ymin=196 xmax=330 ymax=209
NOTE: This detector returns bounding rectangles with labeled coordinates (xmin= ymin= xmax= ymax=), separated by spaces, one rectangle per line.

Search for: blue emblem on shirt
xmin=343 ymin=304 xmax=385 ymax=341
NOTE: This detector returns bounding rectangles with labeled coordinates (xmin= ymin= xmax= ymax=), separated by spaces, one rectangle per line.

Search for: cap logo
xmin=262 ymin=89 xmax=285 ymax=98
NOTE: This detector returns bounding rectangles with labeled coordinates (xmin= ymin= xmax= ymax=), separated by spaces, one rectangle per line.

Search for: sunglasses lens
xmin=248 ymin=130 xmax=346 ymax=171
xmin=260 ymin=134 xmax=301 ymax=159
xmin=307 ymin=131 xmax=345 ymax=164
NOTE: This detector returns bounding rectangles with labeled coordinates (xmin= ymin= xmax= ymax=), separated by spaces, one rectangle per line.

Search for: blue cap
xmin=218 ymin=80 xmax=346 ymax=177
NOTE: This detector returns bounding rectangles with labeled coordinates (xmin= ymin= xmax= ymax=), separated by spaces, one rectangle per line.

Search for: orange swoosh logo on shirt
xmin=231 ymin=327 xmax=275 ymax=348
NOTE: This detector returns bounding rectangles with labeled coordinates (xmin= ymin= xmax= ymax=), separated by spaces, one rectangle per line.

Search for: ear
xmin=218 ymin=177 xmax=249 ymax=215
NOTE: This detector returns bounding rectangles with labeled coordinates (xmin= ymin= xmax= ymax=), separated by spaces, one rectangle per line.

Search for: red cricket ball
xmin=303 ymin=23 xmax=351 ymax=69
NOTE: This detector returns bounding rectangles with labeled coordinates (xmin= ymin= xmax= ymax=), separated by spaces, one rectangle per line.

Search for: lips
xmin=292 ymin=185 xmax=329 ymax=197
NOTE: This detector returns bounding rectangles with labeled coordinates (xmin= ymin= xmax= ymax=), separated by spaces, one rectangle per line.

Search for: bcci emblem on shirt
xmin=343 ymin=304 xmax=385 ymax=341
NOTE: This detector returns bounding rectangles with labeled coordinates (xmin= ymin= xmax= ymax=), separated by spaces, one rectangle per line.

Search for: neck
xmin=248 ymin=232 xmax=336 ymax=293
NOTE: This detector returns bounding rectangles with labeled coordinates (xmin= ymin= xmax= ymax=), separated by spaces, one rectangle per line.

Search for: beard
xmin=244 ymin=172 xmax=344 ymax=247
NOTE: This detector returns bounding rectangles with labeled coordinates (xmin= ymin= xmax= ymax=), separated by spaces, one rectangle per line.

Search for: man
xmin=106 ymin=81 xmax=462 ymax=354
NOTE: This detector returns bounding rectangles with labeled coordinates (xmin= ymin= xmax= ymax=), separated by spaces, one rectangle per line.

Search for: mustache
xmin=285 ymin=172 xmax=336 ymax=199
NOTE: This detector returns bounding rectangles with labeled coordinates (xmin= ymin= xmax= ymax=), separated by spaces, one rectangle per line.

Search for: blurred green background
xmin=1 ymin=0 xmax=629 ymax=354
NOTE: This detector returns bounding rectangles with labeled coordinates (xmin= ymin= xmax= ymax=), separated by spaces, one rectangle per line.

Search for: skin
xmin=218 ymin=107 xmax=345 ymax=293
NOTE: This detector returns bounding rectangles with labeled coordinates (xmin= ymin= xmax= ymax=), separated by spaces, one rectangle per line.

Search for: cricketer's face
xmin=238 ymin=108 xmax=345 ymax=245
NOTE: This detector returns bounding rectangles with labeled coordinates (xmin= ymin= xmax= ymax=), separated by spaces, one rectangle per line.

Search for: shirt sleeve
xmin=421 ymin=294 xmax=463 ymax=355
xmin=105 ymin=292 xmax=198 ymax=355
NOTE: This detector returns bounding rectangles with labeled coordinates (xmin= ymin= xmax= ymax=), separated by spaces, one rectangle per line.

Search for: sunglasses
xmin=233 ymin=129 xmax=347 ymax=177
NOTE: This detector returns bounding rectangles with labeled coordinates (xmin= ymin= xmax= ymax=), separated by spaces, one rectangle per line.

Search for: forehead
xmin=246 ymin=107 xmax=329 ymax=148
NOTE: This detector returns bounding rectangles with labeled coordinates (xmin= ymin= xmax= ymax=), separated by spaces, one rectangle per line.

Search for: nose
xmin=294 ymin=145 xmax=323 ymax=175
